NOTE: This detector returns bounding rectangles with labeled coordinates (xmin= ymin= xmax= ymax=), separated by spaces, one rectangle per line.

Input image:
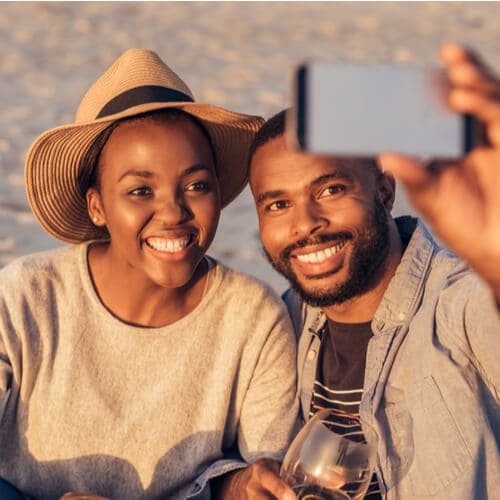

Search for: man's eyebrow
xmin=311 ymin=171 xmax=353 ymax=187
xmin=256 ymin=171 xmax=353 ymax=205
xmin=257 ymin=190 xmax=287 ymax=205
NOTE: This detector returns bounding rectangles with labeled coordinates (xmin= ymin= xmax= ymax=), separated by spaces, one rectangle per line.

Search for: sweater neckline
xmin=78 ymin=241 xmax=223 ymax=334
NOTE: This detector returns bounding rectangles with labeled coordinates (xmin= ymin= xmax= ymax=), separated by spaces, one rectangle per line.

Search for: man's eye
xmin=128 ymin=186 xmax=152 ymax=197
xmin=186 ymin=181 xmax=210 ymax=192
xmin=266 ymin=200 xmax=290 ymax=212
xmin=319 ymin=185 xmax=345 ymax=198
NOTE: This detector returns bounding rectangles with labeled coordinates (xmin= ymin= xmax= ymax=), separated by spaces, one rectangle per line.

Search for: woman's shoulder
xmin=206 ymin=256 xmax=286 ymax=311
xmin=0 ymin=244 xmax=83 ymax=291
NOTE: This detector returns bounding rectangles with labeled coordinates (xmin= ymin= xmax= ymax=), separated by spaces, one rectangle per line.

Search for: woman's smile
xmin=143 ymin=230 xmax=198 ymax=261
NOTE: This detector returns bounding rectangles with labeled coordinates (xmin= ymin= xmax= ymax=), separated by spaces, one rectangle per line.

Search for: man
xmin=217 ymin=44 xmax=500 ymax=499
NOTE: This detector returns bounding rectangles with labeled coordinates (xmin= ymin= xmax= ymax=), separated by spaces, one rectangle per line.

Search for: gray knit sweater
xmin=0 ymin=243 xmax=298 ymax=499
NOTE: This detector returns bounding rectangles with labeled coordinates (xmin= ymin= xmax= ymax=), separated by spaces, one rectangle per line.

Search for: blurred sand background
xmin=2 ymin=1 xmax=500 ymax=292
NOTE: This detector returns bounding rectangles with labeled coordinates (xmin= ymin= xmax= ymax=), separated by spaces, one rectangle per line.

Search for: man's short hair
xmin=249 ymin=109 xmax=287 ymax=164
xmin=249 ymin=108 xmax=380 ymax=175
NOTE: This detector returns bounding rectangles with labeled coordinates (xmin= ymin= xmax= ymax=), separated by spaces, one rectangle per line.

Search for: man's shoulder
xmin=434 ymin=261 xmax=496 ymax=319
xmin=394 ymin=217 xmax=471 ymax=299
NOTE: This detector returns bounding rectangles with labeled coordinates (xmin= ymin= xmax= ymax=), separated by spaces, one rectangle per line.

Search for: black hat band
xmin=97 ymin=85 xmax=194 ymax=118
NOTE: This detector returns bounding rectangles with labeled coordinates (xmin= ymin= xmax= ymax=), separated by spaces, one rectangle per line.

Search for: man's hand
xmin=212 ymin=458 xmax=296 ymax=500
xmin=378 ymin=43 xmax=500 ymax=301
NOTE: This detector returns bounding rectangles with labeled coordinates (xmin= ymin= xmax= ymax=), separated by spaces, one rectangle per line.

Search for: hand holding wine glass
xmin=280 ymin=409 xmax=378 ymax=500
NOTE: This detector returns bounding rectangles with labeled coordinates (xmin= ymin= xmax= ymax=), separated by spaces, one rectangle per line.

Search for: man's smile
xmin=290 ymin=239 xmax=349 ymax=280
xmin=294 ymin=241 xmax=347 ymax=264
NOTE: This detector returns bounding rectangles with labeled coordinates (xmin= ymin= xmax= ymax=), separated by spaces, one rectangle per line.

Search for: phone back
xmin=290 ymin=62 xmax=472 ymax=159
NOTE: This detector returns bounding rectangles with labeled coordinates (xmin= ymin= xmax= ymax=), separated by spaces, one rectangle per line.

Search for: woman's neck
xmin=87 ymin=242 xmax=209 ymax=328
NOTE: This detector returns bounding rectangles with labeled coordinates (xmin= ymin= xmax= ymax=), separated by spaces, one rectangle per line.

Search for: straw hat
xmin=25 ymin=48 xmax=264 ymax=243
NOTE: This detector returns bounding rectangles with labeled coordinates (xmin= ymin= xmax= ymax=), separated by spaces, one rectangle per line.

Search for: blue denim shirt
xmin=285 ymin=217 xmax=500 ymax=499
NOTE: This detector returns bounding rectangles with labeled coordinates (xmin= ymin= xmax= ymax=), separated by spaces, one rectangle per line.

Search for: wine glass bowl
xmin=280 ymin=409 xmax=378 ymax=500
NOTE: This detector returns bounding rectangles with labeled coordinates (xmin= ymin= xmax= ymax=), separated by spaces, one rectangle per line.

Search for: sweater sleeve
xmin=236 ymin=305 xmax=300 ymax=463
xmin=187 ymin=285 xmax=300 ymax=499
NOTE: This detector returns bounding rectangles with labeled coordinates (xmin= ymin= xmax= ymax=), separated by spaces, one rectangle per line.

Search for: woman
xmin=0 ymin=49 xmax=298 ymax=499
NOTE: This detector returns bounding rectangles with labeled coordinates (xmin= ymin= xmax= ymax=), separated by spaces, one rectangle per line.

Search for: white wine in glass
xmin=280 ymin=409 xmax=378 ymax=500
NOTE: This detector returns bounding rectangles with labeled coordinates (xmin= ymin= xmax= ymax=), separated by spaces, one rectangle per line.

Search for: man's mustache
xmin=280 ymin=231 xmax=353 ymax=260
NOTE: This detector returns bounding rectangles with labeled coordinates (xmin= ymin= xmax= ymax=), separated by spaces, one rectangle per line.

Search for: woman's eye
xmin=319 ymin=184 xmax=345 ymax=198
xmin=266 ymin=200 xmax=290 ymax=212
xmin=186 ymin=181 xmax=210 ymax=192
xmin=128 ymin=186 xmax=152 ymax=197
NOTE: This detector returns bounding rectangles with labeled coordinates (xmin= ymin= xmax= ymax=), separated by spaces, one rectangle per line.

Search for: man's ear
xmin=377 ymin=171 xmax=396 ymax=212
xmin=86 ymin=188 xmax=106 ymax=227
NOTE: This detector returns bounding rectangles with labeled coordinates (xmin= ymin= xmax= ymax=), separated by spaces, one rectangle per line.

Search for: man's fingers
xmin=440 ymin=43 xmax=473 ymax=65
xmin=274 ymin=483 xmax=297 ymax=500
xmin=252 ymin=459 xmax=296 ymax=500
xmin=377 ymin=153 xmax=433 ymax=190
xmin=447 ymin=61 xmax=500 ymax=96
xmin=441 ymin=44 xmax=500 ymax=147
xmin=377 ymin=153 xmax=446 ymax=221
xmin=448 ymin=88 xmax=500 ymax=118
xmin=440 ymin=43 xmax=494 ymax=77
xmin=254 ymin=457 xmax=281 ymax=475
xmin=448 ymin=89 xmax=500 ymax=141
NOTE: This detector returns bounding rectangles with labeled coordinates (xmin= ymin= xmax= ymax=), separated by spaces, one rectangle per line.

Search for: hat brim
xmin=25 ymin=101 xmax=264 ymax=243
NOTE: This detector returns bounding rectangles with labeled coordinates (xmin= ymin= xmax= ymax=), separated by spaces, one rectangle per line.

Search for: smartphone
xmin=288 ymin=62 xmax=475 ymax=159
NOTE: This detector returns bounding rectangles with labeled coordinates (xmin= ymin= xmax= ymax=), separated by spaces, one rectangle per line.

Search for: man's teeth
xmin=147 ymin=236 xmax=191 ymax=253
xmin=296 ymin=242 xmax=345 ymax=263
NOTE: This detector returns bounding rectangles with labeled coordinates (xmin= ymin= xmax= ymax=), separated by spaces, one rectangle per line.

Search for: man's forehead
xmin=251 ymin=138 xmax=363 ymax=180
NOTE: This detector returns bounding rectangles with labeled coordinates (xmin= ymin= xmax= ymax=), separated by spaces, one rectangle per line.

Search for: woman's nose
xmin=154 ymin=195 xmax=192 ymax=225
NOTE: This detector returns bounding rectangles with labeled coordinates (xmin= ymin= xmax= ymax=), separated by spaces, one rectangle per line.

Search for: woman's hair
xmin=78 ymin=108 xmax=215 ymax=195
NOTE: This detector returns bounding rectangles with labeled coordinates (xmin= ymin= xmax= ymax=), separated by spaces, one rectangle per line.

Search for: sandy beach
xmin=2 ymin=1 xmax=500 ymax=292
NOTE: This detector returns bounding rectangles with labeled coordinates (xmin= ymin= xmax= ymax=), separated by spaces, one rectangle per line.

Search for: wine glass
xmin=280 ymin=409 xmax=378 ymax=500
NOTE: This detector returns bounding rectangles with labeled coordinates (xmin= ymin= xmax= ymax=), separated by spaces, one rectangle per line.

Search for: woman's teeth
xmin=296 ymin=242 xmax=345 ymax=264
xmin=146 ymin=235 xmax=191 ymax=253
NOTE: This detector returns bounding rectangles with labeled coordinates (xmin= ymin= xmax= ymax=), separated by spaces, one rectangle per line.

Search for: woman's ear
xmin=86 ymin=188 xmax=106 ymax=227
xmin=377 ymin=171 xmax=396 ymax=212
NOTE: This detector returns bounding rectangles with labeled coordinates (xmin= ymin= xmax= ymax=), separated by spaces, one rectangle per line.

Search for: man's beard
xmin=264 ymin=198 xmax=391 ymax=307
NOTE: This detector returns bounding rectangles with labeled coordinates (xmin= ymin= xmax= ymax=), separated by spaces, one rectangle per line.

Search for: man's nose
xmin=290 ymin=201 xmax=328 ymax=238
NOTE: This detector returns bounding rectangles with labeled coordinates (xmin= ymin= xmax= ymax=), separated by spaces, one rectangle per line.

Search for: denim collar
xmin=372 ymin=216 xmax=437 ymax=335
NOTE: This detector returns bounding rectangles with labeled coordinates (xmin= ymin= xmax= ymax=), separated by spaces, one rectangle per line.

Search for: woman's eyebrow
xmin=117 ymin=165 xmax=212 ymax=182
xmin=181 ymin=164 xmax=212 ymax=176
xmin=118 ymin=169 xmax=154 ymax=182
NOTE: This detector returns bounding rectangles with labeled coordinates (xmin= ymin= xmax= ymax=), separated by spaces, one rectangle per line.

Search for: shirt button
xmin=398 ymin=312 xmax=406 ymax=321
xmin=307 ymin=350 xmax=317 ymax=361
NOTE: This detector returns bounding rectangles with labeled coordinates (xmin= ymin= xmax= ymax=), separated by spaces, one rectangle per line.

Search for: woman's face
xmin=87 ymin=115 xmax=221 ymax=290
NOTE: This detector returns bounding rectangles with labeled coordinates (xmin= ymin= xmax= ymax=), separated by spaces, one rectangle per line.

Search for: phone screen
xmin=290 ymin=62 xmax=474 ymax=159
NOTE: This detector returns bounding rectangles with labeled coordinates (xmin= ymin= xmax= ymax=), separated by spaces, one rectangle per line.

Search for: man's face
xmin=250 ymin=135 xmax=391 ymax=307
